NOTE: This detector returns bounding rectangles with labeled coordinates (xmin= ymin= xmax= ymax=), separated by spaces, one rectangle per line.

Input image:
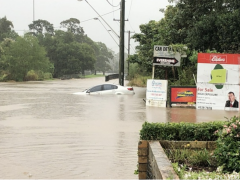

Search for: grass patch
xmin=165 ymin=148 xmax=217 ymax=169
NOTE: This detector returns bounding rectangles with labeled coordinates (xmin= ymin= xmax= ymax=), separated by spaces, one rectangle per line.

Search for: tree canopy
xmin=129 ymin=0 xmax=240 ymax=85
xmin=0 ymin=16 xmax=115 ymax=81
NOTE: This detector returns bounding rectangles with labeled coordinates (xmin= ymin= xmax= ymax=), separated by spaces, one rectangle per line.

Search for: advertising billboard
xmin=196 ymin=53 xmax=240 ymax=111
xmin=170 ymin=86 xmax=196 ymax=107
xmin=146 ymin=79 xmax=168 ymax=107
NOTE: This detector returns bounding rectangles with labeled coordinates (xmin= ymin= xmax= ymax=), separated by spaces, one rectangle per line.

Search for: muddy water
xmin=0 ymin=77 xmax=238 ymax=179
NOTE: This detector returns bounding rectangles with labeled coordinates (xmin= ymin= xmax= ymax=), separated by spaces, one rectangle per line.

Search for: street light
xmin=78 ymin=0 xmax=119 ymax=39
xmin=93 ymin=18 xmax=119 ymax=47
xmin=78 ymin=0 xmax=125 ymax=86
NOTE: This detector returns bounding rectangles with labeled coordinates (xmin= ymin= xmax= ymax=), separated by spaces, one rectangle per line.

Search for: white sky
xmin=0 ymin=0 xmax=172 ymax=54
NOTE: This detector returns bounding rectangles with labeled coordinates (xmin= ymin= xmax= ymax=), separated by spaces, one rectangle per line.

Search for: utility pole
xmin=119 ymin=0 xmax=125 ymax=86
xmin=127 ymin=30 xmax=134 ymax=77
xmin=33 ymin=0 xmax=35 ymax=21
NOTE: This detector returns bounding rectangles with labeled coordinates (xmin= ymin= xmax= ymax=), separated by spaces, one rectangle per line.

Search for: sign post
xmin=147 ymin=45 xmax=186 ymax=108
xmin=153 ymin=45 xmax=181 ymax=67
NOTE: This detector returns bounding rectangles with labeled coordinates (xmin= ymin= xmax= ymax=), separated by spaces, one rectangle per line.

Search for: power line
xmin=82 ymin=0 xmax=119 ymax=38
xmin=127 ymin=0 xmax=135 ymax=32
xmin=106 ymin=0 xmax=120 ymax=7
xmin=81 ymin=8 xmax=120 ymax=23
xmin=95 ymin=18 xmax=119 ymax=47
xmin=128 ymin=0 xmax=133 ymax=19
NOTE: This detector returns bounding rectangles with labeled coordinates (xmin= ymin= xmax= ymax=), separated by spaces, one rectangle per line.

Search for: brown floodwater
xmin=0 ymin=77 xmax=238 ymax=179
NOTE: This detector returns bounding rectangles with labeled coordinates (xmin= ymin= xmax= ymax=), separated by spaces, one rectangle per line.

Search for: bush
xmin=24 ymin=70 xmax=38 ymax=81
xmin=214 ymin=116 xmax=240 ymax=173
xmin=36 ymin=70 xmax=44 ymax=80
xmin=0 ymin=73 xmax=8 ymax=82
xmin=43 ymin=72 xmax=53 ymax=80
xmin=127 ymin=74 xmax=151 ymax=87
xmin=140 ymin=121 xmax=226 ymax=141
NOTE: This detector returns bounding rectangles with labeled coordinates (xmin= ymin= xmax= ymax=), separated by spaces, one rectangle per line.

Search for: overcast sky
xmin=0 ymin=0 xmax=172 ymax=54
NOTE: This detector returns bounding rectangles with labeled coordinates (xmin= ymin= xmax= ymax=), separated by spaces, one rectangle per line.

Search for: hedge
xmin=140 ymin=121 xmax=227 ymax=141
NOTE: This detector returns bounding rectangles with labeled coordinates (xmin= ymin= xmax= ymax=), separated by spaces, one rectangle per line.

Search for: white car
xmin=74 ymin=84 xmax=135 ymax=95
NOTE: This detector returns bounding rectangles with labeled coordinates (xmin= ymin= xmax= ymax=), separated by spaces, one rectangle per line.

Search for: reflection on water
xmin=0 ymin=78 xmax=238 ymax=178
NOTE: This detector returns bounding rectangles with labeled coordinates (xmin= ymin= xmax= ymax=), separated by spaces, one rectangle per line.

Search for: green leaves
xmin=95 ymin=42 xmax=113 ymax=74
xmin=214 ymin=116 xmax=240 ymax=172
xmin=0 ymin=35 xmax=53 ymax=81
xmin=28 ymin=19 xmax=54 ymax=36
xmin=140 ymin=121 xmax=225 ymax=141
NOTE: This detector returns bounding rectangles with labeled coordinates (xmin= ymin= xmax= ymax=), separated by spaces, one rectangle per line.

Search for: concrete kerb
xmin=138 ymin=140 xmax=216 ymax=179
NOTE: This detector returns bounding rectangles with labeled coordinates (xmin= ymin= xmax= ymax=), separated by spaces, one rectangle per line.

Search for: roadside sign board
xmin=196 ymin=53 xmax=240 ymax=111
xmin=170 ymin=86 xmax=196 ymax=107
xmin=154 ymin=46 xmax=174 ymax=57
xmin=153 ymin=45 xmax=181 ymax=66
xmin=146 ymin=79 xmax=168 ymax=107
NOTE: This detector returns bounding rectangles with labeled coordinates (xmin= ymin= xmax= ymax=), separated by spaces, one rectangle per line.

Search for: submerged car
xmin=74 ymin=84 xmax=135 ymax=95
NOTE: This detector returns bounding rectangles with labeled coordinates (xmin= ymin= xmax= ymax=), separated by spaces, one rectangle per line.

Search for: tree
xmin=28 ymin=19 xmax=54 ymax=36
xmin=95 ymin=42 xmax=113 ymax=75
xmin=60 ymin=18 xmax=84 ymax=35
xmin=130 ymin=20 xmax=165 ymax=77
xmin=1 ymin=35 xmax=53 ymax=81
xmin=52 ymin=42 xmax=84 ymax=77
xmin=79 ymin=43 xmax=96 ymax=75
xmin=0 ymin=16 xmax=18 ymax=42
xmin=129 ymin=0 xmax=240 ymax=85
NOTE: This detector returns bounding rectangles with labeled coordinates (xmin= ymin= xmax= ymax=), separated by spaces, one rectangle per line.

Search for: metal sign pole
xmin=152 ymin=65 xmax=155 ymax=79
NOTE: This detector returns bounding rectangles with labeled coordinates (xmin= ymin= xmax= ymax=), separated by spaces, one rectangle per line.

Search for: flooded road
xmin=0 ymin=77 xmax=238 ymax=179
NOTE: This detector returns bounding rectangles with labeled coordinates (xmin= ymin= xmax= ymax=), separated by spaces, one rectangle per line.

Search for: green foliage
xmin=25 ymin=70 xmax=38 ymax=81
xmin=43 ymin=72 xmax=53 ymax=80
xmin=0 ymin=72 xmax=8 ymax=82
xmin=214 ymin=116 xmax=240 ymax=173
xmin=0 ymin=16 xmax=111 ymax=81
xmin=128 ymin=74 xmax=151 ymax=87
xmin=60 ymin=18 xmax=83 ymax=35
xmin=95 ymin=42 xmax=113 ymax=75
xmin=0 ymin=16 xmax=18 ymax=42
xmin=134 ymin=164 xmax=139 ymax=175
xmin=127 ymin=63 xmax=151 ymax=87
xmin=140 ymin=121 xmax=226 ymax=141
xmin=129 ymin=0 xmax=240 ymax=84
xmin=178 ymin=163 xmax=240 ymax=180
xmin=188 ymin=149 xmax=214 ymax=166
xmin=28 ymin=19 xmax=54 ymax=36
xmin=172 ymin=162 xmax=186 ymax=179
xmin=0 ymin=35 xmax=53 ymax=81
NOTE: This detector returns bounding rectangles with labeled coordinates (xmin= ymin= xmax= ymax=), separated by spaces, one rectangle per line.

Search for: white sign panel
xmin=154 ymin=45 xmax=174 ymax=57
xmin=197 ymin=83 xmax=239 ymax=111
xmin=153 ymin=45 xmax=181 ymax=66
xmin=197 ymin=53 xmax=240 ymax=111
xmin=146 ymin=79 xmax=168 ymax=107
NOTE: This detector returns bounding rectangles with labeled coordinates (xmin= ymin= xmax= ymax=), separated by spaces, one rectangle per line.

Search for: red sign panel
xmin=170 ymin=86 xmax=196 ymax=107
xmin=198 ymin=53 xmax=240 ymax=65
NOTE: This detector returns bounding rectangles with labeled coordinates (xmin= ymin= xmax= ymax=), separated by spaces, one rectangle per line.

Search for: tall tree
xmin=95 ymin=42 xmax=113 ymax=75
xmin=79 ymin=43 xmax=96 ymax=75
xmin=1 ymin=35 xmax=53 ymax=81
xmin=0 ymin=16 xmax=18 ymax=42
xmin=60 ymin=18 xmax=84 ymax=35
xmin=52 ymin=42 xmax=84 ymax=77
xmin=28 ymin=19 xmax=54 ymax=36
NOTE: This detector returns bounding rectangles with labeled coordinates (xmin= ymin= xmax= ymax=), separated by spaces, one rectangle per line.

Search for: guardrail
xmin=105 ymin=74 xmax=119 ymax=82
